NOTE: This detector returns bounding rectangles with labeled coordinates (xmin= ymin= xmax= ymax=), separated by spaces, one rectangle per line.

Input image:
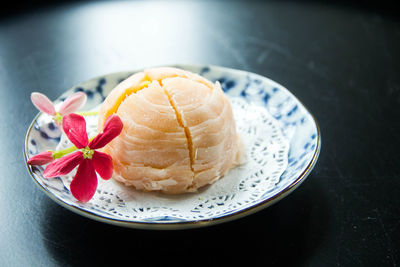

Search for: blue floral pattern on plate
xmin=24 ymin=65 xmax=320 ymax=229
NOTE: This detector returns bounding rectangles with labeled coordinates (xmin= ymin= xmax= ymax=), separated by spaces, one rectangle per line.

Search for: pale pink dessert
xmin=98 ymin=67 xmax=243 ymax=194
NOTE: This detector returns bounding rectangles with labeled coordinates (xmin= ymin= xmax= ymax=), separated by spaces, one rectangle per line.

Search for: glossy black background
xmin=1 ymin=0 xmax=399 ymax=266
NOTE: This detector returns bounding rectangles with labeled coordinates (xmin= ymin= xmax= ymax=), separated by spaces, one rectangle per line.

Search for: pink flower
xmin=27 ymin=151 xmax=54 ymax=165
xmin=31 ymin=92 xmax=87 ymax=124
xmin=43 ymin=113 xmax=123 ymax=202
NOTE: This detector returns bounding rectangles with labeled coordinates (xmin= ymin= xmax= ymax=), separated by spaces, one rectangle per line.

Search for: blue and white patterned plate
xmin=24 ymin=65 xmax=320 ymax=230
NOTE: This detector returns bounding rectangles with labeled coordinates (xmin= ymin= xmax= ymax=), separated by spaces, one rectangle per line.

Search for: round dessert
xmin=98 ymin=67 xmax=243 ymax=194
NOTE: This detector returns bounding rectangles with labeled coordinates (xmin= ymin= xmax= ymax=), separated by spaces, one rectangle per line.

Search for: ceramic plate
xmin=24 ymin=65 xmax=320 ymax=230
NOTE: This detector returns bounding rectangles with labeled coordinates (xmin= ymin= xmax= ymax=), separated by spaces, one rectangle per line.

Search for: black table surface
xmin=1 ymin=0 xmax=399 ymax=266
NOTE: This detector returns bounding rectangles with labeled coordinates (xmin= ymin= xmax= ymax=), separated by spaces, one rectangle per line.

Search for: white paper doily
xmin=56 ymin=97 xmax=289 ymax=221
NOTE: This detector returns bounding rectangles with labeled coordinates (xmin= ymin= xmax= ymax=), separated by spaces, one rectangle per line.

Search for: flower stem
xmin=76 ymin=111 xmax=99 ymax=116
xmin=52 ymin=145 xmax=77 ymax=159
xmin=51 ymin=136 xmax=96 ymax=159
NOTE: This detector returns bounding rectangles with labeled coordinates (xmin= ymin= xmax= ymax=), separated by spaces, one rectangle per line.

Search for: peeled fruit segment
xmin=98 ymin=67 xmax=242 ymax=194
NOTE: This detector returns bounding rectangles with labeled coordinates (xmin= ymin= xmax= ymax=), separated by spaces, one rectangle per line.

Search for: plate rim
xmin=23 ymin=64 xmax=321 ymax=230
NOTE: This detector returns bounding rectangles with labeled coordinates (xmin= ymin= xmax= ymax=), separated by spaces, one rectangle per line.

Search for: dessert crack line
xmin=162 ymin=85 xmax=196 ymax=183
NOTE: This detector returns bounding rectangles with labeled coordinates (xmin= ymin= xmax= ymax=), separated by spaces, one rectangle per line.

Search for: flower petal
xmin=58 ymin=92 xmax=87 ymax=116
xmin=89 ymin=115 xmax=123 ymax=149
xmin=92 ymin=151 xmax=113 ymax=180
xmin=31 ymin=92 xmax=56 ymax=115
xmin=62 ymin=113 xmax=89 ymax=148
xmin=43 ymin=151 xmax=83 ymax=178
xmin=70 ymin=159 xmax=98 ymax=202
xmin=27 ymin=151 xmax=54 ymax=165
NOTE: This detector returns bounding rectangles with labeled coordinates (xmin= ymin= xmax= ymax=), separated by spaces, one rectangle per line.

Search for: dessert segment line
xmin=103 ymin=78 xmax=151 ymax=123
xmin=162 ymin=84 xmax=195 ymax=177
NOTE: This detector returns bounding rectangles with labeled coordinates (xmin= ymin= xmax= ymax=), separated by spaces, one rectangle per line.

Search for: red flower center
xmin=81 ymin=146 xmax=94 ymax=159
